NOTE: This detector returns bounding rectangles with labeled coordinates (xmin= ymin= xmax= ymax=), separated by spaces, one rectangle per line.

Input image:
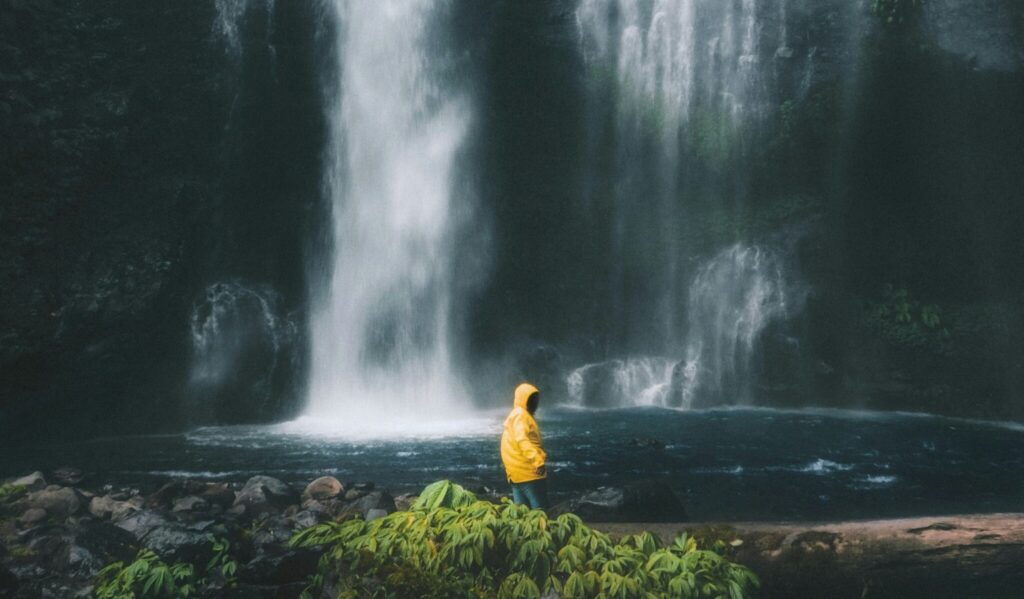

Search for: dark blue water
xmin=3 ymin=407 xmax=1022 ymax=521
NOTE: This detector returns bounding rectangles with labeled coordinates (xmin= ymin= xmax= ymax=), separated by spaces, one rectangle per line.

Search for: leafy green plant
xmin=206 ymin=537 xmax=239 ymax=588
xmin=864 ymin=285 xmax=952 ymax=354
xmin=94 ymin=550 xmax=197 ymax=599
xmin=291 ymin=480 xmax=759 ymax=599
xmin=0 ymin=484 xmax=27 ymax=505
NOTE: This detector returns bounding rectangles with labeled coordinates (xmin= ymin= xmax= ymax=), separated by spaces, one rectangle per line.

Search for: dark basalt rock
xmin=340 ymin=490 xmax=396 ymax=520
xmin=233 ymin=476 xmax=298 ymax=515
xmin=140 ymin=523 xmax=214 ymax=564
xmin=21 ymin=522 xmax=138 ymax=578
xmin=553 ymin=480 xmax=688 ymax=523
xmin=238 ymin=549 xmax=320 ymax=586
xmin=115 ymin=509 xmax=171 ymax=539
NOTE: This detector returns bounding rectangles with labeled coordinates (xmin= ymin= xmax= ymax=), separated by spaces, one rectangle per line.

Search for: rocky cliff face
xmin=0 ymin=0 xmax=322 ymax=441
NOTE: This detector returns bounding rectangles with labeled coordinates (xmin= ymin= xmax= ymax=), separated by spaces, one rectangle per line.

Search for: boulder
xmin=145 ymin=481 xmax=185 ymax=508
xmin=251 ymin=517 xmax=293 ymax=551
xmin=141 ymin=523 xmax=214 ymax=563
xmin=22 ymin=522 xmax=137 ymax=577
xmin=19 ymin=508 xmax=47 ymax=525
xmin=553 ymin=480 xmax=687 ymax=523
xmin=51 ymin=467 xmax=84 ymax=486
xmin=172 ymin=496 xmax=209 ymax=513
xmin=89 ymin=495 xmax=141 ymax=521
xmin=302 ymin=476 xmax=343 ymax=501
xmin=238 ymin=549 xmax=320 ymax=586
xmin=25 ymin=486 xmax=81 ymax=519
xmin=340 ymin=491 xmax=396 ymax=520
xmin=10 ymin=471 xmax=46 ymax=491
xmin=393 ymin=493 xmax=418 ymax=512
xmin=115 ymin=509 xmax=170 ymax=540
xmin=233 ymin=476 xmax=298 ymax=515
xmin=202 ymin=483 xmax=236 ymax=508
xmin=290 ymin=509 xmax=326 ymax=530
xmin=365 ymin=509 xmax=388 ymax=522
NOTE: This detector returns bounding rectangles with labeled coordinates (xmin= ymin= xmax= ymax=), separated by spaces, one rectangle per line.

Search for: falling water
xmin=302 ymin=1 xmax=474 ymax=432
xmin=677 ymin=243 xmax=802 ymax=408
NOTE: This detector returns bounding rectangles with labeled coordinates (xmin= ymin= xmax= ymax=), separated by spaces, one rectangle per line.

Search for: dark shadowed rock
xmin=251 ymin=517 xmax=293 ymax=551
xmin=202 ymin=483 xmax=236 ymax=508
xmin=145 ymin=481 xmax=185 ymax=509
xmin=340 ymin=491 xmax=396 ymax=520
xmin=302 ymin=476 xmax=343 ymax=501
xmin=238 ymin=549 xmax=320 ymax=586
xmin=19 ymin=508 xmax=47 ymax=526
xmin=233 ymin=476 xmax=298 ymax=515
xmin=22 ymin=522 xmax=138 ymax=577
xmin=290 ymin=509 xmax=327 ymax=530
xmin=141 ymin=523 xmax=213 ymax=563
xmin=51 ymin=467 xmax=83 ymax=486
xmin=553 ymin=480 xmax=687 ymax=523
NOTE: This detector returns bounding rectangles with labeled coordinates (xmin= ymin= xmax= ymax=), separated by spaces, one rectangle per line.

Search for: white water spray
xmin=302 ymin=1 xmax=475 ymax=433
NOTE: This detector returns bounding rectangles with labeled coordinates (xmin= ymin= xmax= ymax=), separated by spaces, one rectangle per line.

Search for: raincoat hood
xmin=513 ymin=382 xmax=539 ymax=410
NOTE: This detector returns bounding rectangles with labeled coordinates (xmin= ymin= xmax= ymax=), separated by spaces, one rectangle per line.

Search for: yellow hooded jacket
xmin=500 ymin=383 xmax=547 ymax=483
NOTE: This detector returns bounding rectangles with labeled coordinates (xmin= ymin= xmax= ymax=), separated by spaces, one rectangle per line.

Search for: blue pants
xmin=511 ymin=478 xmax=548 ymax=510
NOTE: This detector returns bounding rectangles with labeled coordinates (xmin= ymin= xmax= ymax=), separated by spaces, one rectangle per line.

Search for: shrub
xmin=291 ymin=480 xmax=759 ymax=599
xmin=0 ymin=484 xmax=27 ymax=505
xmin=94 ymin=550 xmax=196 ymax=599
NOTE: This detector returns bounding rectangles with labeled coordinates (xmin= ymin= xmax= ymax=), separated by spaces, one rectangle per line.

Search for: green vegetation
xmin=291 ymin=480 xmax=759 ymax=599
xmin=0 ymin=484 xmax=27 ymax=505
xmin=93 ymin=537 xmax=239 ymax=599
xmin=94 ymin=550 xmax=197 ymax=599
xmin=871 ymin=0 xmax=924 ymax=26
xmin=863 ymin=285 xmax=952 ymax=354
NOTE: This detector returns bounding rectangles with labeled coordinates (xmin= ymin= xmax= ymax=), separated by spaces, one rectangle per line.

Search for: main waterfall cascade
xmin=302 ymin=0 xmax=478 ymax=432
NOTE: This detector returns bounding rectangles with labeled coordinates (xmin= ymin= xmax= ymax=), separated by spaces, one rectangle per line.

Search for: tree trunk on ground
xmin=596 ymin=513 xmax=1024 ymax=599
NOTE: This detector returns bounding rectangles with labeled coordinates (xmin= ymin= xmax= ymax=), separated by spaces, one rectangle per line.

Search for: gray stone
xmin=340 ymin=491 xmax=396 ymax=520
xmin=172 ymin=496 xmax=209 ymax=513
xmin=10 ymin=471 xmax=46 ymax=491
xmin=20 ymin=507 xmax=47 ymax=525
xmin=115 ymin=509 xmax=169 ymax=540
xmin=302 ymin=476 xmax=343 ymax=501
xmin=26 ymin=486 xmax=81 ymax=519
xmin=233 ymin=476 xmax=297 ymax=515
xmin=365 ymin=509 xmax=388 ymax=522
xmin=141 ymin=524 xmax=214 ymax=563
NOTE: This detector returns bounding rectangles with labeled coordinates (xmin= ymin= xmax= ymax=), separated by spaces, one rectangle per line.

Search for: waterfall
xmin=575 ymin=0 xmax=783 ymax=351
xmin=677 ymin=243 xmax=801 ymax=408
xmin=303 ymin=1 xmax=474 ymax=431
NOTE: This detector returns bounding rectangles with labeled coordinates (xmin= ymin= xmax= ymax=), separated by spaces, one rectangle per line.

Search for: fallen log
xmin=595 ymin=513 xmax=1024 ymax=599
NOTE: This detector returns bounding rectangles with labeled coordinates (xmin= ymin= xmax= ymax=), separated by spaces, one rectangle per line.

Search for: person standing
xmin=500 ymin=382 xmax=548 ymax=509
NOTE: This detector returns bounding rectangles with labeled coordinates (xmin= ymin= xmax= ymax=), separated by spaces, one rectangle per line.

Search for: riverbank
xmin=1 ymin=470 xmax=1020 ymax=598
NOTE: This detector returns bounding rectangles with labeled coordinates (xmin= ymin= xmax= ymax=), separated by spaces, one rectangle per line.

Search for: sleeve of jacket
xmin=512 ymin=415 xmax=545 ymax=469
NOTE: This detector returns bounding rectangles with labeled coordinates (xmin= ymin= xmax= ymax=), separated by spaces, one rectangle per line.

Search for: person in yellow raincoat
xmin=500 ymin=382 xmax=548 ymax=509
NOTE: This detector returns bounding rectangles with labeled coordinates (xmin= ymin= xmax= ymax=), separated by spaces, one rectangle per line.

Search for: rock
xmin=350 ymin=482 xmax=374 ymax=492
xmin=393 ymin=493 xmax=418 ymax=512
xmin=20 ymin=508 xmax=47 ymax=525
xmin=21 ymin=522 xmax=137 ymax=578
xmin=343 ymin=488 xmax=368 ymax=501
xmin=233 ymin=476 xmax=298 ymax=515
xmin=88 ymin=494 xmax=141 ymax=520
xmin=115 ymin=509 xmax=169 ymax=540
xmin=202 ymin=483 xmax=235 ymax=508
xmin=553 ymin=480 xmax=687 ymax=523
xmin=141 ymin=523 xmax=214 ymax=563
xmin=172 ymin=496 xmax=209 ymax=513
xmin=340 ymin=491 xmax=396 ymax=520
xmin=302 ymin=476 xmax=343 ymax=501
xmin=10 ymin=471 xmax=46 ymax=491
xmin=145 ymin=481 xmax=185 ymax=508
xmin=238 ymin=549 xmax=320 ymax=586
xmin=365 ymin=509 xmax=388 ymax=522
xmin=51 ymin=467 xmax=83 ymax=486
xmin=251 ymin=517 xmax=293 ymax=550
xmin=25 ymin=486 xmax=81 ymax=519
xmin=290 ymin=509 xmax=326 ymax=530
